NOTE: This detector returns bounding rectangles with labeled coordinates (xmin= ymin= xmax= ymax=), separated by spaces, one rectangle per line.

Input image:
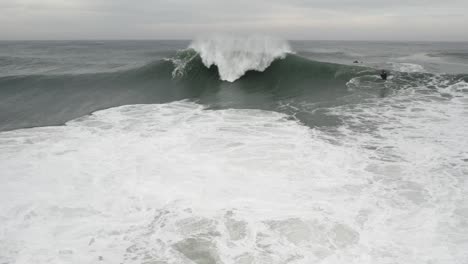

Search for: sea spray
xmin=190 ymin=35 xmax=292 ymax=82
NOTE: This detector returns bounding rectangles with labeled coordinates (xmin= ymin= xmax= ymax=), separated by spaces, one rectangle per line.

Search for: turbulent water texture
xmin=0 ymin=38 xmax=468 ymax=264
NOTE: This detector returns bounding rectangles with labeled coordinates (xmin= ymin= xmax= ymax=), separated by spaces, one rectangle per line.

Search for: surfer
xmin=380 ymin=70 xmax=388 ymax=80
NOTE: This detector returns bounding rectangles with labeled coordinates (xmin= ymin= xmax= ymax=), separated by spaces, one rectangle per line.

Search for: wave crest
xmin=189 ymin=35 xmax=292 ymax=82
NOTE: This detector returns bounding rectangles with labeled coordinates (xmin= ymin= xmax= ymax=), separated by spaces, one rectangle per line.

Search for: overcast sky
xmin=1 ymin=0 xmax=467 ymax=41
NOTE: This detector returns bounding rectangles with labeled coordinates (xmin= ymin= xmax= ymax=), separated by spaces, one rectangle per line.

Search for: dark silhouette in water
xmin=380 ymin=70 xmax=388 ymax=80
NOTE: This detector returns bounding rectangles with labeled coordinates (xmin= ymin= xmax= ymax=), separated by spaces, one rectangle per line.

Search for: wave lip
xmin=189 ymin=35 xmax=292 ymax=82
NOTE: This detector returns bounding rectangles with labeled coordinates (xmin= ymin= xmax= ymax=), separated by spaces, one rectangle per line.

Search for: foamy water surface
xmin=1 ymin=77 xmax=467 ymax=263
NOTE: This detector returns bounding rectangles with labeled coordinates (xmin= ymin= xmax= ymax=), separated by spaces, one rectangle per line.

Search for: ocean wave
xmin=2 ymin=50 xmax=466 ymax=132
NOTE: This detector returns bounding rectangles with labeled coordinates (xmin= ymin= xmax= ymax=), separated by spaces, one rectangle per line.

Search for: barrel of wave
xmin=189 ymin=35 xmax=293 ymax=82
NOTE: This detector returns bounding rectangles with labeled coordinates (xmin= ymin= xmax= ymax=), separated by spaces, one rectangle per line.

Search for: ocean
xmin=0 ymin=37 xmax=467 ymax=263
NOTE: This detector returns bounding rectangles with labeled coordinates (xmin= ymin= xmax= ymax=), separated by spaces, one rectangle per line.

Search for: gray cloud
xmin=0 ymin=0 xmax=467 ymax=40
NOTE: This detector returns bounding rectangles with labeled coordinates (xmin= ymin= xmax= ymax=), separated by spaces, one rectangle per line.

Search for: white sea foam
xmin=1 ymin=82 xmax=467 ymax=263
xmin=391 ymin=62 xmax=425 ymax=72
xmin=327 ymin=77 xmax=468 ymax=263
xmin=189 ymin=35 xmax=292 ymax=82
xmin=438 ymin=80 xmax=468 ymax=97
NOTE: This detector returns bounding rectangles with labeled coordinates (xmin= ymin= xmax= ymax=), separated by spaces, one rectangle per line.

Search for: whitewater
xmin=0 ymin=37 xmax=468 ymax=264
xmin=189 ymin=35 xmax=292 ymax=82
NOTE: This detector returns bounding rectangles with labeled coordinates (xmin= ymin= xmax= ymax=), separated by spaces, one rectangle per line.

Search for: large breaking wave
xmin=1 ymin=40 xmax=466 ymax=132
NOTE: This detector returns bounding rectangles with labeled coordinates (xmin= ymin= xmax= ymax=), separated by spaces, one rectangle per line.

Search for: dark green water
xmin=1 ymin=40 xmax=466 ymax=131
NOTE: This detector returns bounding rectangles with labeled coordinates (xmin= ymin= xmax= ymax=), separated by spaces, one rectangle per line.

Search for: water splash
xmin=189 ymin=35 xmax=292 ymax=82
xmin=164 ymin=49 xmax=198 ymax=79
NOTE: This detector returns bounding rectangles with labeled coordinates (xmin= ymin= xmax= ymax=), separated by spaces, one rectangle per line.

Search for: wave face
xmin=0 ymin=53 xmax=370 ymax=131
xmin=189 ymin=35 xmax=292 ymax=82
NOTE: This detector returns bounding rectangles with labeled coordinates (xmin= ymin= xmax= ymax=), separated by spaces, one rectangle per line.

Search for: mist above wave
xmin=189 ymin=35 xmax=292 ymax=82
